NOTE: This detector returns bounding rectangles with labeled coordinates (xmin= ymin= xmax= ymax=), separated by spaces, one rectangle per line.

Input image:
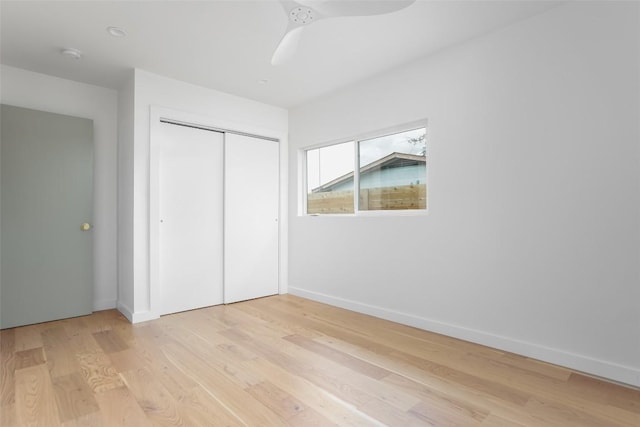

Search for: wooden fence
xmin=307 ymin=184 xmax=426 ymax=214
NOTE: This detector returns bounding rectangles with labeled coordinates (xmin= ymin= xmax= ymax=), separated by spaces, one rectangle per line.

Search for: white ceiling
xmin=0 ymin=0 xmax=562 ymax=108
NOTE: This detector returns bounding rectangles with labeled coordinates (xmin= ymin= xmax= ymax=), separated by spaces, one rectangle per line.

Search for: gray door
xmin=1 ymin=104 xmax=93 ymax=329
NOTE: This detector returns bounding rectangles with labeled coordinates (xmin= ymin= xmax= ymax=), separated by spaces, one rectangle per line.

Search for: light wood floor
xmin=1 ymin=295 xmax=638 ymax=426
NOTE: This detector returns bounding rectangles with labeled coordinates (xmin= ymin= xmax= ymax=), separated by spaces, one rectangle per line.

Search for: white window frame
xmin=301 ymin=119 xmax=428 ymax=217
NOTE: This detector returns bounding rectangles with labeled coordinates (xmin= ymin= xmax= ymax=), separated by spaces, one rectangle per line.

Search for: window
xmin=306 ymin=141 xmax=355 ymax=214
xmin=305 ymin=124 xmax=427 ymax=215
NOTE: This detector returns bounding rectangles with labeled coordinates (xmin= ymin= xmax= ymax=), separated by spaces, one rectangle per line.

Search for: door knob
xmin=80 ymin=222 xmax=92 ymax=231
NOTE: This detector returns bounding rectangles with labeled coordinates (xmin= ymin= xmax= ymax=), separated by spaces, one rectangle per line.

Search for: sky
xmin=306 ymin=128 xmax=425 ymax=191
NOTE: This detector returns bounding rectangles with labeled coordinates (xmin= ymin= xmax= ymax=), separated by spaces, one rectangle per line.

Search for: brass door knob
xmin=80 ymin=222 xmax=92 ymax=231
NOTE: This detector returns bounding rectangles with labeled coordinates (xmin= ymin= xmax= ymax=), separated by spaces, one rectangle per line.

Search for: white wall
xmin=117 ymin=70 xmax=135 ymax=316
xmin=1 ymin=65 xmax=119 ymax=311
xmin=288 ymin=2 xmax=640 ymax=387
xmin=119 ymin=69 xmax=288 ymax=322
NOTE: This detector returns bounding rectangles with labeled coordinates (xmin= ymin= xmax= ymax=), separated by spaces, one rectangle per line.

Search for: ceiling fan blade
xmin=271 ymin=26 xmax=304 ymax=66
xmin=274 ymin=0 xmax=406 ymax=65
xmin=297 ymin=0 xmax=416 ymax=17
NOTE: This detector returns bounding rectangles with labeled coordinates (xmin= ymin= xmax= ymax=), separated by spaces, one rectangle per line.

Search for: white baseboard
xmin=289 ymin=287 xmax=640 ymax=388
xmin=116 ymin=301 xmax=160 ymax=324
xmin=131 ymin=310 xmax=159 ymax=324
xmin=116 ymin=301 xmax=134 ymax=323
xmin=93 ymin=299 xmax=117 ymax=311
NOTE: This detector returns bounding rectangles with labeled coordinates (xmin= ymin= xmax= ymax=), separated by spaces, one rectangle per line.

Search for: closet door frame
xmin=149 ymin=106 xmax=288 ymax=320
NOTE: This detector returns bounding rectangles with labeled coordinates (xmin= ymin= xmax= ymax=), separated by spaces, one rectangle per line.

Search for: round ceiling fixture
xmin=106 ymin=26 xmax=127 ymax=37
xmin=60 ymin=48 xmax=83 ymax=60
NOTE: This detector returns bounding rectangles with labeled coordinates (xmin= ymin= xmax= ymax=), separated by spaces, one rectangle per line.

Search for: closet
xmin=155 ymin=120 xmax=279 ymax=315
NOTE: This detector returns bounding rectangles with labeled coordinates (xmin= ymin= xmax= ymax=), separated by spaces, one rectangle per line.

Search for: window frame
xmin=302 ymin=119 xmax=428 ymax=217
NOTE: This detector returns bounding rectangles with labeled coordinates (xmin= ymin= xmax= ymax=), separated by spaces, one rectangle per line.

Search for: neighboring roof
xmin=312 ymin=152 xmax=426 ymax=193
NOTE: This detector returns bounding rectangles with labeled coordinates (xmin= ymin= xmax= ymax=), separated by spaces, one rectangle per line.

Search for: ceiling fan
xmin=271 ymin=0 xmax=416 ymax=65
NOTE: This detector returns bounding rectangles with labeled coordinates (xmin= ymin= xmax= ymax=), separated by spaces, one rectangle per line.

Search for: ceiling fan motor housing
xmin=289 ymin=7 xmax=315 ymax=25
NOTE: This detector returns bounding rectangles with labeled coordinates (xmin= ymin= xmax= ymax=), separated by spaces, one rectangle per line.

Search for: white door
xmin=158 ymin=122 xmax=224 ymax=314
xmin=224 ymin=133 xmax=279 ymax=303
xmin=1 ymin=105 xmax=94 ymax=329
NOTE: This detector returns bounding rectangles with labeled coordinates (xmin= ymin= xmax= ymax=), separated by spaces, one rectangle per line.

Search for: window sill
xmin=303 ymin=209 xmax=428 ymax=218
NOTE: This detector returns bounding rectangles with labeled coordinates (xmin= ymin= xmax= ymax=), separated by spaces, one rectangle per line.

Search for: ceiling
xmin=0 ymin=0 xmax=562 ymax=108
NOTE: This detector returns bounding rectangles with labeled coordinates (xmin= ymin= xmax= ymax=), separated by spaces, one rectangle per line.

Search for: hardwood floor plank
xmin=51 ymin=372 xmax=100 ymax=422
xmin=76 ymin=349 xmax=123 ymax=394
xmin=232 ymin=300 xmax=324 ymax=339
xmin=83 ymin=310 xmax=128 ymax=334
xmin=41 ymin=327 xmax=79 ymax=379
xmin=220 ymin=327 xmax=374 ymax=408
xmin=60 ymin=410 xmax=105 ymax=427
xmin=204 ymin=303 xmax=271 ymax=330
xmin=284 ymin=332 xmax=507 ymax=419
xmin=0 ymin=345 xmax=15 ymax=406
xmin=1 ymin=329 xmax=16 ymax=354
xmin=497 ymin=353 xmax=571 ymax=382
xmin=216 ymin=340 xmax=259 ymax=362
xmin=120 ymin=367 xmax=185 ymax=426
xmin=15 ymin=347 xmax=46 ymax=370
xmin=107 ymin=348 xmax=149 ymax=373
xmin=0 ymin=402 xmax=17 ymax=426
xmin=480 ymin=413 xmax=528 ymax=426
xmin=243 ymin=298 xmax=394 ymax=355
xmin=13 ymin=325 xmax=43 ymax=352
xmin=383 ymin=372 xmax=489 ymax=423
xmin=241 ymin=357 xmax=383 ymax=426
xmin=92 ymin=330 xmax=129 ymax=354
xmin=2 ymin=296 xmax=638 ymax=426
xmin=176 ymin=386 xmax=246 ymax=427
xmin=67 ymin=327 xmax=104 ymax=356
xmin=41 ymin=326 xmax=70 ymax=348
xmin=568 ymin=373 xmax=640 ymax=414
xmin=141 ymin=350 xmax=198 ymax=402
xmin=221 ymin=326 xmax=423 ymax=416
xmin=388 ymin=349 xmax=532 ymax=406
xmin=161 ymin=341 xmax=283 ymax=426
xmin=246 ymin=380 xmax=307 ymax=420
xmin=358 ymin=397 xmax=430 ymax=427
xmin=312 ymin=332 xmax=638 ymax=425
xmin=15 ymin=364 xmax=61 ymax=426
xmin=524 ymin=396 xmax=627 ymax=427
xmin=407 ymin=400 xmax=484 ymax=426
xmin=162 ymin=325 xmax=263 ymax=390
xmin=0 ymin=328 xmax=17 ymax=406
xmin=453 ymin=353 xmax=640 ymax=425
xmin=94 ymin=386 xmax=152 ymax=427
xmin=316 ymin=337 xmax=538 ymax=425
xmin=283 ymin=333 xmax=390 ymax=380
xmin=268 ymin=297 xmax=570 ymax=392
xmin=286 ymin=406 xmax=339 ymax=426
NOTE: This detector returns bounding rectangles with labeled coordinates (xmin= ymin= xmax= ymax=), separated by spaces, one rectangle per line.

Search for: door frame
xmin=149 ymin=106 xmax=288 ymax=320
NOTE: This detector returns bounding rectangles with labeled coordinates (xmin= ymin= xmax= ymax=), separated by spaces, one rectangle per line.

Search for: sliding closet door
xmin=224 ymin=134 xmax=279 ymax=303
xmin=158 ymin=122 xmax=224 ymax=314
